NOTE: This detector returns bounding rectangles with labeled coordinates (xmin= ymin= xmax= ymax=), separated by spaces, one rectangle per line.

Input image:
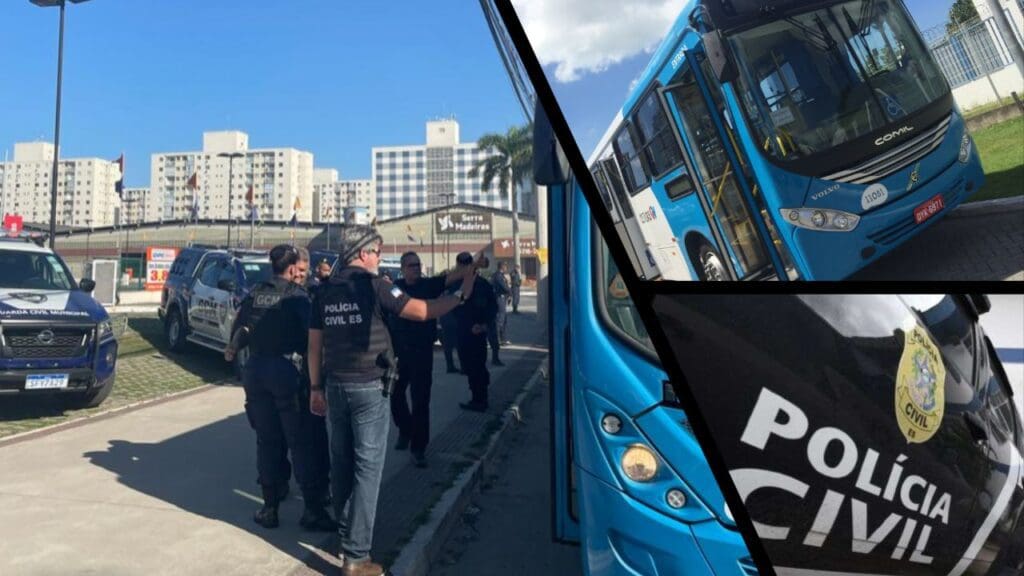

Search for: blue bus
xmin=585 ymin=0 xmax=984 ymax=281
xmin=539 ymin=118 xmax=756 ymax=574
xmin=537 ymin=116 xmax=1023 ymax=575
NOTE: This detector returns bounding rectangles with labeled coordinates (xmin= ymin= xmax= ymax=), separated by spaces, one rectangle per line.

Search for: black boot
xmin=255 ymin=485 xmax=281 ymax=528
xmin=299 ymin=506 xmax=337 ymax=531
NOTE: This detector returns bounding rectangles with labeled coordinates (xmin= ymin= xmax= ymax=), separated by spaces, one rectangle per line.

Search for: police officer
xmin=307 ymin=226 xmax=477 ymax=576
xmin=453 ymin=251 xmax=498 ymax=412
xmin=224 ymin=244 xmax=334 ymax=531
xmin=390 ymin=251 xmax=465 ymax=468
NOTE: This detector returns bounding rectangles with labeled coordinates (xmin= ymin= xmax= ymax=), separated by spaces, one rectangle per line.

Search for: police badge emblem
xmin=895 ymin=325 xmax=946 ymax=443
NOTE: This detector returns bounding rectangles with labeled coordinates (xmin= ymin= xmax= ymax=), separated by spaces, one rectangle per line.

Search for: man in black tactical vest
xmin=390 ymin=251 xmax=466 ymax=468
xmin=453 ymin=251 xmax=498 ymax=412
xmin=307 ymin=226 xmax=477 ymax=576
xmin=224 ymin=244 xmax=335 ymax=532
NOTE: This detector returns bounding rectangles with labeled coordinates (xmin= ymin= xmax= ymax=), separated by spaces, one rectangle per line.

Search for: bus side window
xmin=612 ymin=126 xmax=648 ymax=194
xmin=631 ymin=89 xmax=685 ymax=179
xmin=595 ymin=231 xmax=654 ymax=353
xmin=591 ymin=167 xmax=615 ymax=214
xmin=665 ymin=174 xmax=696 ymax=200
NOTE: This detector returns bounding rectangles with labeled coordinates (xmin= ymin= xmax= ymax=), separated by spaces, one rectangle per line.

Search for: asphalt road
xmin=852 ymin=205 xmax=1024 ymax=281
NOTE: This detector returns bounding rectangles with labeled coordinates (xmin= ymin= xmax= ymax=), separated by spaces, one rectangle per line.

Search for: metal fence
xmin=924 ymin=17 xmax=1020 ymax=89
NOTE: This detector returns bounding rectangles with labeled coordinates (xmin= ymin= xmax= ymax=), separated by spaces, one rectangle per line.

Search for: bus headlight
xmin=959 ymin=132 xmax=973 ymax=164
xmin=621 ymin=445 xmax=659 ymax=482
xmin=782 ymin=208 xmax=860 ymax=232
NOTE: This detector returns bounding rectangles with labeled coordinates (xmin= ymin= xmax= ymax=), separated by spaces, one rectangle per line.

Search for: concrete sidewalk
xmin=0 ymin=299 xmax=545 ymax=576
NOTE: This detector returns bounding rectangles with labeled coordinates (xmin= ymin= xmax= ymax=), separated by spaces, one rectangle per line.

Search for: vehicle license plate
xmin=913 ymin=194 xmax=945 ymax=224
xmin=25 ymin=374 xmax=69 ymax=390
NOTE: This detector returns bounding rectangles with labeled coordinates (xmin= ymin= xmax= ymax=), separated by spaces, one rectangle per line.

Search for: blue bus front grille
xmin=866 ymin=180 xmax=965 ymax=246
xmin=738 ymin=556 xmax=759 ymax=575
xmin=824 ymin=115 xmax=952 ymax=185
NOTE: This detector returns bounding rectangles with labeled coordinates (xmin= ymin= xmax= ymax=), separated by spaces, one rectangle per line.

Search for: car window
xmin=982 ymin=338 xmax=1019 ymax=445
xmin=240 ymin=261 xmax=272 ymax=285
xmin=198 ymin=258 xmax=223 ymax=287
xmin=217 ymin=263 xmax=237 ymax=289
xmin=0 ymin=249 xmax=74 ymax=290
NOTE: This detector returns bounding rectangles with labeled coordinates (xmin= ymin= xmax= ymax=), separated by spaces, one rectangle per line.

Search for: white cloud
xmin=512 ymin=0 xmax=687 ymax=83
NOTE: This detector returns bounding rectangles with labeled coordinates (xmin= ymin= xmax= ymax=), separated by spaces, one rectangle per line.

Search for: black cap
xmin=456 ymin=251 xmax=473 ymax=265
xmin=338 ymin=225 xmax=382 ymax=263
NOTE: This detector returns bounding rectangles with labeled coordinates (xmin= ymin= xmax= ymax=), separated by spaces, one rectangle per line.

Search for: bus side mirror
xmin=702 ymin=30 xmax=738 ymax=84
xmin=533 ymin=102 xmax=570 ymax=185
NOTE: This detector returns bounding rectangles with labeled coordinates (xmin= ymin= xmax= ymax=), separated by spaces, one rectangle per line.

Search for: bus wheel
xmin=698 ymin=244 xmax=728 ymax=282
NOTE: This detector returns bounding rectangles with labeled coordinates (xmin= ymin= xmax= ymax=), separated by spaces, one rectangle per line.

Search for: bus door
xmin=595 ymin=157 xmax=656 ymax=279
xmin=662 ymin=56 xmax=780 ymax=280
xmin=550 ymin=176 xmax=580 ymax=544
xmin=591 ymin=164 xmax=644 ymax=278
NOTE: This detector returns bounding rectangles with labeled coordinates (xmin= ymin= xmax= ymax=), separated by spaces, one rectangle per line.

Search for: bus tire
xmin=697 ymin=244 xmax=728 ymax=282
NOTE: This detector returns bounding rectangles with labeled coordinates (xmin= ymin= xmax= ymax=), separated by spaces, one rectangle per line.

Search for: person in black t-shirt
xmin=307 ymin=227 xmax=478 ymax=576
xmin=390 ymin=251 xmax=465 ymax=468
xmin=452 ymin=251 xmax=498 ymax=412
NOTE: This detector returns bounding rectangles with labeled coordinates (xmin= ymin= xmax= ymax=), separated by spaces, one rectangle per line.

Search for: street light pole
xmin=218 ymin=152 xmax=244 ymax=248
xmin=31 ymin=0 xmax=93 ymax=248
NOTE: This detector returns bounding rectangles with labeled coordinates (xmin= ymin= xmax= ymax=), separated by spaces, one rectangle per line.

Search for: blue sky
xmin=0 ymin=1 xmax=525 ymax=187
xmin=524 ymin=0 xmax=955 ymax=156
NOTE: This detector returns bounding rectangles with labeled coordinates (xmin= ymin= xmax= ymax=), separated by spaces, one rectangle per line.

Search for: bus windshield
xmin=728 ymin=0 xmax=949 ymax=162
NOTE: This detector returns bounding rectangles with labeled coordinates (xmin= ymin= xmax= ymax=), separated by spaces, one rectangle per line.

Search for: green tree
xmin=468 ymin=124 xmax=533 ymax=271
xmin=947 ymin=0 xmax=980 ymax=34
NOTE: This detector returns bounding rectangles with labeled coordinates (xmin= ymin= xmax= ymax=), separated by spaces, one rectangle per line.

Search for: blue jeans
xmin=325 ymin=378 xmax=389 ymax=562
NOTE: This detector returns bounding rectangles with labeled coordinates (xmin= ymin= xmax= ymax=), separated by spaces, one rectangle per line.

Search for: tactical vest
xmin=319 ymin=269 xmax=394 ymax=383
xmin=244 ymin=279 xmax=304 ymax=357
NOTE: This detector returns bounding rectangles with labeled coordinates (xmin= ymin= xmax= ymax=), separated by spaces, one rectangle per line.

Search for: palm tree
xmin=468 ymin=124 xmax=532 ymax=271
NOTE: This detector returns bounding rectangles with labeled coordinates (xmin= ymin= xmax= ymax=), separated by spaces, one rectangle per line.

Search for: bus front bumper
xmin=788 ymin=157 xmax=985 ymax=280
xmin=578 ymin=467 xmax=752 ymax=576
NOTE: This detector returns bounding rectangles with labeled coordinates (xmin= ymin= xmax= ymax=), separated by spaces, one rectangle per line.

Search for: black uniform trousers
xmin=390 ymin=344 xmax=434 ymax=454
xmin=243 ymin=355 xmax=330 ymax=506
xmin=458 ymin=331 xmax=490 ymax=405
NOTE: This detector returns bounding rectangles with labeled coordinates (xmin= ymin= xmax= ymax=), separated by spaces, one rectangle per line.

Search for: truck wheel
xmin=166 ymin=309 xmax=187 ymax=351
xmin=697 ymin=243 xmax=729 ymax=282
xmin=67 ymin=376 xmax=114 ymax=409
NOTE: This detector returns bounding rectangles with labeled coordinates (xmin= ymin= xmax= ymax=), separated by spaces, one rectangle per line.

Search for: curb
xmin=0 ymin=383 xmax=220 ymax=448
xmin=389 ymin=362 xmax=546 ymax=576
xmin=949 ymin=196 xmax=1024 ymax=218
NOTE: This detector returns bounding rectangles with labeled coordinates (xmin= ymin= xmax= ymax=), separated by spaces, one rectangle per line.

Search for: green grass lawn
xmin=970 ymin=116 xmax=1024 ymax=203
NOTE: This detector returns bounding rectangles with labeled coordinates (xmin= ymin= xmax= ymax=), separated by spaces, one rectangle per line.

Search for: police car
xmin=159 ymin=246 xmax=271 ymax=377
xmin=0 ymin=232 xmax=117 ymax=407
xmin=652 ymin=294 xmax=1024 ymax=576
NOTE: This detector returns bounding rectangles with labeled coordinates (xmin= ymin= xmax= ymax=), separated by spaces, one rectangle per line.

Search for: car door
xmin=190 ymin=255 xmax=226 ymax=338
xmin=212 ymin=261 xmax=240 ymax=345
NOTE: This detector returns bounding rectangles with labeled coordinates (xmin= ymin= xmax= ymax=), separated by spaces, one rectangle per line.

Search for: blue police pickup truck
xmin=158 ymin=246 xmax=271 ymax=377
xmin=0 ymin=233 xmax=117 ymax=408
